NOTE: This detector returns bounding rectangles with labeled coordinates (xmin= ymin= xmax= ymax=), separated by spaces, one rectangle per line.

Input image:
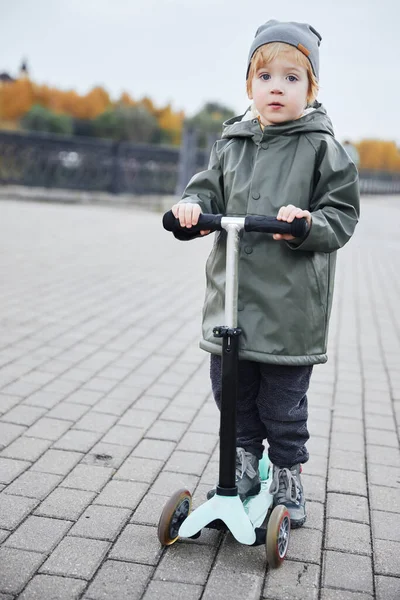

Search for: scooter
xmin=158 ymin=211 xmax=307 ymax=568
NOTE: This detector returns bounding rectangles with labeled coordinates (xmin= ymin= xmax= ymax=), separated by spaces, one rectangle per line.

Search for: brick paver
xmin=0 ymin=196 xmax=399 ymax=598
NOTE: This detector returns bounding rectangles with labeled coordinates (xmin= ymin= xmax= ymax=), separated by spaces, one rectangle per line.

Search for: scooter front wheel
xmin=157 ymin=488 xmax=192 ymax=546
xmin=266 ymin=505 xmax=291 ymax=568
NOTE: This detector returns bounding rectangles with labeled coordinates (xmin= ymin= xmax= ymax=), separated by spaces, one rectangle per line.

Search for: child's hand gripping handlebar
xmin=243 ymin=215 xmax=308 ymax=237
xmin=162 ymin=211 xmax=309 ymax=238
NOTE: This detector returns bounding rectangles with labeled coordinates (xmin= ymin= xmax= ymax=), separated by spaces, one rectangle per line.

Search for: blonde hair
xmin=246 ymin=42 xmax=319 ymax=105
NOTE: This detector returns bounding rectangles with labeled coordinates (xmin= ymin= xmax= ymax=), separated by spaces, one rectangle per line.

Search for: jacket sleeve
xmin=288 ymin=137 xmax=360 ymax=253
xmin=179 ymin=141 xmax=226 ymax=214
xmin=172 ymin=142 xmax=226 ymax=241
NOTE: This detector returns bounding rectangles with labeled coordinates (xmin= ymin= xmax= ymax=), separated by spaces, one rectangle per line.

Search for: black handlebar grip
xmin=244 ymin=215 xmax=308 ymax=238
xmin=162 ymin=211 xmax=223 ymax=234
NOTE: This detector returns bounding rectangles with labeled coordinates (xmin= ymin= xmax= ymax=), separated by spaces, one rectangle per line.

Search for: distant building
xmin=0 ymin=60 xmax=29 ymax=86
xmin=0 ymin=72 xmax=15 ymax=83
xmin=19 ymin=60 xmax=29 ymax=79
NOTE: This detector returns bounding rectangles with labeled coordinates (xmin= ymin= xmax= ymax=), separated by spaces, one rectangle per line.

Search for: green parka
xmin=179 ymin=104 xmax=360 ymax=365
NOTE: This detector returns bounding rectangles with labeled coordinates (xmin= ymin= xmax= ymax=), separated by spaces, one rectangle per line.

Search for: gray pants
xmin=210 ymin=355 xmax=313 ymax=468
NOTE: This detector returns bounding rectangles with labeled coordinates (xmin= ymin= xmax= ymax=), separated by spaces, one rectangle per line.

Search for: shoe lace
xmin=236 ymin=448 xmax=258 ymax=480
xmin=269 ymin=467 xmax=300 ymax=504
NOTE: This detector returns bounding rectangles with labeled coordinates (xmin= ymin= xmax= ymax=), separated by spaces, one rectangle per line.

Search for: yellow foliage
xmin=80 ymin=86 xmax=111 ymax=119
xmin=156 ymin=104 xmax=184 ymax=145
xmin=33 ymin=83 xmax=53 ymax=109
xmin=118 ymin=92 xmax=136 ymax=106
xmin=0 ymin=79 xmax=35 ymax=120
xmin=139 ymin=96 xmax=156 ymax=114
xmin=51 ymin=90 xmax=80 ymax=116
xmin=355 ymin=139 xmax=400 ymax=172
xmin=0 ymin=76 xmax=184 ymax=142
xmin=41 ymin=86 xmax=110 ymax=120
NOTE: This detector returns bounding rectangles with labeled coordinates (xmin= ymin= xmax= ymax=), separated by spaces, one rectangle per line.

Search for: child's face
xmin=249 ymin=55 xmax=309 ymax=126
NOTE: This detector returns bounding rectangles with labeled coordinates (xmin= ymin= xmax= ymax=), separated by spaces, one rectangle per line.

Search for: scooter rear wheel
xmin=157 ymin=488 xmax=192 ymax=546
xmin=266 ymin=505 xmax=291 ymax=568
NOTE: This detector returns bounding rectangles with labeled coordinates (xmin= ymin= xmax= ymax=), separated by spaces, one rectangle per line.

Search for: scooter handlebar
xmin=162 ymin=211 xmax=308 ymax=238
xmin=162 ymin=211 xmax=223 ymax=234
xmin=244 ymin=215 xmax=308 ymax=238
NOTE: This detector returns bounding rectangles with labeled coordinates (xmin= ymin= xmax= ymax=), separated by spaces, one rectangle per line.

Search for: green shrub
xmin=93 ymin=105 xmax=160 ymax=143
xmin=21 ymin=105 xmax=73 ymax=135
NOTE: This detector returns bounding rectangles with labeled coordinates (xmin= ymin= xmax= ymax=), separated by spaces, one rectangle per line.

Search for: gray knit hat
xmin=247 ymin=20 xmax=322 ymax=80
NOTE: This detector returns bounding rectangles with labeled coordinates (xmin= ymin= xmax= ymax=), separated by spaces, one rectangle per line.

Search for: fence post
xmin=110 ymin=141 xmax=121 ymax=194
xmin=175 ymin=127 xmax=198 ymax=197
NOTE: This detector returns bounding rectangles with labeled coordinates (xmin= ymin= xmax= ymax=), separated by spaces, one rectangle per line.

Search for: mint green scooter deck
xmin=179 ymin=454 xmax=274 ymax=545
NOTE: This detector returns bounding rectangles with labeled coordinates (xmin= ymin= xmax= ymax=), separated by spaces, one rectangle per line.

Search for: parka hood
xmin=222 ymin=103 xmax=334 ymax=142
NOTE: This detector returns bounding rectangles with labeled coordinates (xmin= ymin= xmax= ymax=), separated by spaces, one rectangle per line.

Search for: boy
xmin=171 ymin=20 xmax=359 ymax=527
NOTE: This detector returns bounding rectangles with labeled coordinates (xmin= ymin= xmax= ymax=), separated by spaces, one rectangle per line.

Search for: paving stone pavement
xmin=0 ymin=196 xmax=399 ymax=599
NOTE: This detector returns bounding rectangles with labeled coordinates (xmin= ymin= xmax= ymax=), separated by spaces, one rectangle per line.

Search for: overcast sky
xmin=1 ymin=0 xmax=398 ymax=142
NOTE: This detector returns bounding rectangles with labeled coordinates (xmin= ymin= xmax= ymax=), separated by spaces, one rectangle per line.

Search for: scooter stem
xmin=215 ymin=220 xmax=245 ymax=495
xmin=224 ymin=223 xmax=241 ymax=327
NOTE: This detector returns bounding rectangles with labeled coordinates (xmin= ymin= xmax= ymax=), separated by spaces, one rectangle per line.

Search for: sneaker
xmin=269 ymin=464 xmax=306 ymax=528
xmin=207 ymin=447 xmax=261 ymax=501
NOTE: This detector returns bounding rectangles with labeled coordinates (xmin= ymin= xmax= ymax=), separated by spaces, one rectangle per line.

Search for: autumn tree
xmin=45 ymin=86 xmax=111 ymax=120
xmin=0 ymin=79 xmax=35 ymax=120
xmin=355 ymin=140 xmax=400 ymax=172
xmin=154 ymin=104 xmax=184 ymax=145
xmin=139 ymin=96 xmax=156 ymax=115
xmin=32 ymin=83 xmax=53 ymax=110
xmin=82 ymin=86 xmax=111 ymax=119
xmin=0 ymin=71 xmax=186 ymax=144
xmin=117 ymin=92 xmax=136 ymax=107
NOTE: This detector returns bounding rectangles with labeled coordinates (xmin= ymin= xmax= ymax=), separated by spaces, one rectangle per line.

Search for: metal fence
xmin=1 ymin=129 xmax=399 ymax=196
xmin=358 ymin=170 xmax=400 ymax=195
xmin=0 ymin=129 xmax=209 ymax=196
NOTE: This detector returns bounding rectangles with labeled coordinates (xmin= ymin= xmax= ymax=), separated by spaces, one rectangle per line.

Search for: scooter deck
xmin=179 ymin=455 xmax=274 ymax=545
